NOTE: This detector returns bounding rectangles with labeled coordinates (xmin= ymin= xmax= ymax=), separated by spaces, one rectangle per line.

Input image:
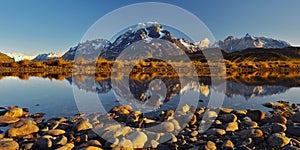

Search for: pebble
xmin=222 ymin=140 xmax=234 ymax=149
xmin=53 ymin=135 xmax=68 ymax=146
xmin=270 ymin=116 xmax=287 ymax=124
xmin=127 ymin=132 xmax=148 ymax=148
xmin=267 ymin=132 xmax=290 ymax=148
xmin=246 ymin=110 xmax=265 ymax=122
xmin=271 ymin=123 xmax=287 ymax=133
xmin=239 ymin=129 xmax=263 ymax=139
xmin=206 ymin=128 xmax=226 ymax=136
xmin=220 ymin=114 xmax=237 ymax=123
xmin=46 ymin=129 xmax=66 ymax=136
xmin=0 ymin=116 xmax=20 ymax=124
xmin=4 ymin=108 xmax=23 ymax=118
xmin=73 ymin=120 xmax=92 ymax=132
xmin=225 ymin=122 xmax=239 ymax=132
xmin=207 ymin=111 xmax=218 ymax=118
xmin=56 ymin=143 xmax=75 ymax=150
xmin=36 ymin=137 xmax=52 ymax=150
xmin=182 ymin=104 xmax=190 ymax=113
xmin=0 ymin=139 xmax=19 ymax=150
xmin=286 ymin=124 xmax=300 ymax=137
xmin=220 ymin=107 xmax=233 ymax=114
xmin=290 ymin=112 xmax=300 ymax=123
xmin=191 ymin=130 xmax=198 ymax=137
xmin=205 ymin=141 xmax=217 ymax=150
xmin=233 ymin=109 xmax=247 ymax=115
xmin=7 ymin=119 xmax=39 ymax=137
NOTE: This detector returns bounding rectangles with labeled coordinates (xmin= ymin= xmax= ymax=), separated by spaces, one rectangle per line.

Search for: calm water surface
xmin=0 ymin=76 xmax=300 ymax=118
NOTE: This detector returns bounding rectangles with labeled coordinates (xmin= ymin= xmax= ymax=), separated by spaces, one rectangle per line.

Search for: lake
xmin=1 ymin=75 xmax=300 ymax=119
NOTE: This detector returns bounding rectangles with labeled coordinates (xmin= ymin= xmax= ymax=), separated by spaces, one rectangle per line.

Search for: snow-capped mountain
xmin=62 ymin=39 xmax=110 ymax=61
xmin=32 ymin=52 xmax=62 ymax=61
xmin=216 ymin=33 xmax=291 ymax=52
xmin=6 ymin=53 xmax=37 ymax=61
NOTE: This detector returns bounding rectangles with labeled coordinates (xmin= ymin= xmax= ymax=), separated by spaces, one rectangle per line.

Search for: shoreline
xmin=1 ymin=101 xmax=300 ymax=149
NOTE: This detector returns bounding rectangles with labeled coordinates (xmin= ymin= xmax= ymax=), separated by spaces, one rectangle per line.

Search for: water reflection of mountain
xmin=68 ymin=75 xmax=290 ymax=101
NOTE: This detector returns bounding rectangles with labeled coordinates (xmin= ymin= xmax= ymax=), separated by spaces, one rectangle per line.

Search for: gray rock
xmin=127 ymin=131 xmax=148 ymax=148
xmin=206 ymin=128 xmax=226 ymax=136
xmin=220 ymin=114 xmax=237 ymax=123
xmin=239 ymin=129 xmax=263 ymax=139
xmin=287 ymin=123 xmax=300 ymax=137
xmin=271 ymin=123 xmax=286 ymax=133
xmin=290 ymin=112 xmax=300 ymax=123
xmin=53 ymin=135 xmax=68 ymax=146
xmin=246 ymin=110 xmax=265 ymax=122
xmin=36 ymin=138 xmax=52 ymax=150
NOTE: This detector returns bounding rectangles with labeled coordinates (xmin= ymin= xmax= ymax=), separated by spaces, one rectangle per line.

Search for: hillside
xmin=0 ymin=52 xmax=14 ymax=63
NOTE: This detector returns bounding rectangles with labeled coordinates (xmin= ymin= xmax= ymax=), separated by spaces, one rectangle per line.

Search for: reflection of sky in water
xmin=1 ymin=77 xmax=300 ymax=119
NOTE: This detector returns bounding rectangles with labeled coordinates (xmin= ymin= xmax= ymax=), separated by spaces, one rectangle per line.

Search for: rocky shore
xmin=1 ymin=101 xmax=300 ymax=150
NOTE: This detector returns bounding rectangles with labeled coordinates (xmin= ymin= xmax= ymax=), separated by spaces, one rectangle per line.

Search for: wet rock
xmin=164 ymin=110 xmax=174 ymax=120
xmin=56 ymin=143 xmax=75 ymax=150
xmin=222 ymin=140 xmax=234 ymax=149
xmin=46 ymin=129 xmax=66 ymax=136
xmin=239 ymin=129 xmax=263 ymax=139
xmin=205 ymin=141 xmax=216 ymax=150
xmin=290 ymin=112 xmax=300 ymax=123
xmin=31 ymin=113 xmax=45 ymax=118
xmin=262 ymin=102 xmax=275 ymax=108
xmin=7 ymin=119 xmax=39 ymax=137
xmin=220 ymin=114 xmax=237 ymax=123
xmin=0 ymin=116 xmax=20 ymax=125
xmin=206 ymin=128 xmax=226 ymax=136
xmin=267 ymin=132 xmax=290 ymax=148
xmin=0 ymin=139 xmax=19 ymax=150
xmin=270 ymin=116 xmax=287 ymax=124
xmin=36 ymin=137 xmax=52 ymax=150
xmin=73 ymin=120 xmax=92 ymax=132
xmin=4 ymin=108 xmax=23 ymax=118
xmin=242 ymin=120 xmax=258 ymax=128
xmin=286 ymin=123 xmax=300 ymax=137
xmin=127 ymin=132 xmax=147 ymax=148
xmin=225 ymin=122 xmax=238 ymax=132
xmin=246 ymin=110 xmax=265 ymax=122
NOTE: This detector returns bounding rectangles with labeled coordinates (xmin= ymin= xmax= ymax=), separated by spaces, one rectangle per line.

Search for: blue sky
xmin=0 ymin=0 xmax=300 ymax=55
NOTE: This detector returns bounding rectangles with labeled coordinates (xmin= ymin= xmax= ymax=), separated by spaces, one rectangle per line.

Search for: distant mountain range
xmin=0 ymin=23 xmax=297 ymax=62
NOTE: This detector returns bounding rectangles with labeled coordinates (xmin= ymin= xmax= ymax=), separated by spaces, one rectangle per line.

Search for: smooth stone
xmin=271 ymin=123 xmax=286 ymax=133
xmin=286 ymin=124 xmax=300 ymax=137
xmin=117 ymin=138 xmax=133 ymax=150
xmin=4 ymin=108 xmax=23 ymax=118
xmin=267 ymin=132 xmax=290 ymax=148
xmin=114 ymin=127 xmax=132 ymax=138
xmin=0 ymin=116 xmax=20 ymax=124
xmin=206 ymin=128 xmax=226 ymax=136
xmin=290 ymin=112 xmax=300 ymax=123
xmin=127 ymin=132 xmax=148 ymax=148
xmin=222 ymin=140 xmax=234 ymax=149
xmin=239 ymin=129 xmax=263 ymax=139
xmin=151 ymin=140 xmax=159 ymax=148
xmin=282 ymin=146 xmax=299 ymax=150
xmin=207 ymin=111 xmax=218 ymax=118
xmin=182 ymin=104 xmax=190 ymax=113
xmin=111 ymin=105 xmax=133 ymax=115
xmin=191 ymin=131 xmax=198 ymax=137
xmin=262 ymin=102 xmax=275 ymax=108
xmin=46 ymin=129 xmax=66 ymax=136
xmin=159 ymin=122 xmax=175 ymax=133
xmin=205 ymin=141 xmax=216 ymax=150
xmin=73 ymin=120 xmax=92 ymax=132
xmin=56 ymin=143 xmax=75 ymax=150
xmin=7 ymin=120 xmax=39 ymax=137
xmin=22 ymin=143 xmax=34 ymax=150
xmin=78 ymin=146 xmax=103 ymax=150
xmin=87 ymin=140 xmax=102 ymax=147
xmin=270 ymin=116 xmax=287 ymax=124
xmin=0 ymin=139 xmax=19 ymax=150
xmin=31 ymin=113 xmax=45 ymax=118
xmin=36 ymin=138 xmax=52 ymax=150
xmin=220 ymin=107 xmax=233 ymax=114
xmin=171 ymin=119 xmax=181 ymax=130
xmin=220 ymin=114 xmax=237 ymax=123
xmin=233 ymin=110 xmax=247 ymax=115
xmin=242 ymin=120 xmax=258 ymax=128
xmin=246 ymin=110 xmax=265 ymax=122
xmin=53 ymin=135 xmax=68 ymax=146
xmin=225 ymin=122 xmax=239 ymax=132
